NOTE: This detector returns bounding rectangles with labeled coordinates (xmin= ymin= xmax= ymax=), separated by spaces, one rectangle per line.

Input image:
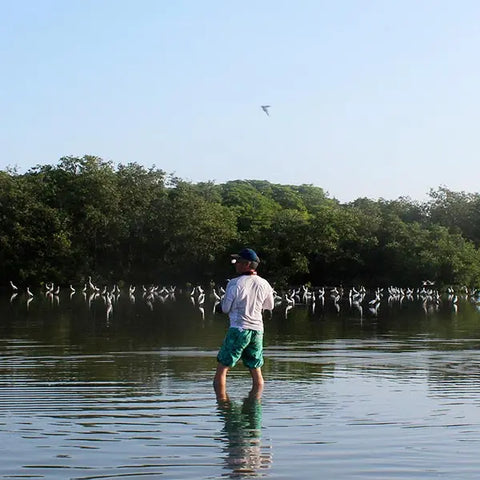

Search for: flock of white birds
xmin=6 ymin=277 xmax=477 ymax=321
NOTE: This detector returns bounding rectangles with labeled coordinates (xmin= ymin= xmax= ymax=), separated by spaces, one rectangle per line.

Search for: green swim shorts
xmin=217 ymin=327 xmax=264 ymax=369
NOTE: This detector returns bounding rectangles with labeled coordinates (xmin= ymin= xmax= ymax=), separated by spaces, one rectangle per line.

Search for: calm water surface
xmin=2 ymin=287 xmax=480 ymax=479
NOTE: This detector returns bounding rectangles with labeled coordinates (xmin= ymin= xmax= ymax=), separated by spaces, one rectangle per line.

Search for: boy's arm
xmin=221 ymin=283 xmax=235 ymax=313
xmin=262 ymin=286 xmax=275 ymax=311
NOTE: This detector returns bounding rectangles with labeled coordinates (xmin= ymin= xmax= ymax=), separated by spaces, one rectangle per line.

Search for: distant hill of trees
xmin=2 ymin=155 xmax=480 ymax=289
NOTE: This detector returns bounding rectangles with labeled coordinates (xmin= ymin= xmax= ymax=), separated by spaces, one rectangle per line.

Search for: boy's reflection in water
xmin=216 ymin=385 xmax=272 ymax=477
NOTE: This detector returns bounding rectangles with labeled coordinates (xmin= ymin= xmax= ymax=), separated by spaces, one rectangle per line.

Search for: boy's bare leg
xmin=249 ymin=367 xmax=264 ymax=396
xmin=213 ymin=363 xmax=230 ymax=401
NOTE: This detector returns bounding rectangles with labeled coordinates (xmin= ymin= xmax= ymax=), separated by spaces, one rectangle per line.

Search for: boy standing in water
xmin=214 ymin=248 xmax=275 ymax=400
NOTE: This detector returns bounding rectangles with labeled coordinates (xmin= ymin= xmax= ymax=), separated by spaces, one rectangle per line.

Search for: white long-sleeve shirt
xmin=221 ymin=273 xmax=274 ymax=332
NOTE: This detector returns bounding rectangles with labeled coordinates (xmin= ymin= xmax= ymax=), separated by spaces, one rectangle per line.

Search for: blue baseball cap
xmin=231 ymin=248 xmax=260 ymax=263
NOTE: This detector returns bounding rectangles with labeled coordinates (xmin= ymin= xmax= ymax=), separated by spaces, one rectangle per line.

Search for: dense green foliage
xmin=2 ymin=156 xmax=480 ymax=288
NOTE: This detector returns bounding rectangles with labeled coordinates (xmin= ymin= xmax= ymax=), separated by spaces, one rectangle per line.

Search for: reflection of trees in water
xmin=427 ymin=355 xmax=480 ymax=392
xmin=217 ymin=394 xmax=272 ymax=477
xmin=266 ymin=358 xmax=334 ymax=380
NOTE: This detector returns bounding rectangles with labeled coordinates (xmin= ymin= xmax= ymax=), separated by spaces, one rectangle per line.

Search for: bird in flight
xmin=261 ymin=105 xmax=270 ymax=116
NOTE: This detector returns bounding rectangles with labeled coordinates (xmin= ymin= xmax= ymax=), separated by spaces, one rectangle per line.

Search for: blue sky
xmin=1 ymin=0 xmax=479 ymax=202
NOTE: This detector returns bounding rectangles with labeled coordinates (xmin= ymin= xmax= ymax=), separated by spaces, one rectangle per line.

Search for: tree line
xmin=1 ymin=155 xmax=480 ymax=289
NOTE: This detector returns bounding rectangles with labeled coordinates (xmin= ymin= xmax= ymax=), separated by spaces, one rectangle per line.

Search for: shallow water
xmin=2 ymin=288 xmax=480 ymax=479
